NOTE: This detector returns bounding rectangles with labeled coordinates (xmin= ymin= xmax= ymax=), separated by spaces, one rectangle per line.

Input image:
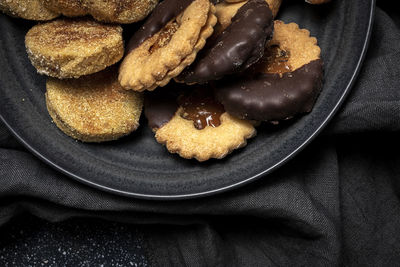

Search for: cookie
xmin=25 ymin=18 xmax=124 ymax=79
xmin=42 ymin=0 xmax=158 ymax=24
xmin=177 ymin=0 xmax=274 ymax=84
xmin=118 ymin=0 xmax=217 ymax=92
xmin=215 ymin=0 xmax=281 ymax=32
xmin=214 ymin=20 xmax=323 ymax=122
xmin=145 ymin=84 xmax=256 ymax=161
xmin=46 ymin=68 xmax=143 ymax=142
xmin=0 ymin=0 xmax=59 ymax=21
xmin=42 ymin=0 xmax=86 ymax=17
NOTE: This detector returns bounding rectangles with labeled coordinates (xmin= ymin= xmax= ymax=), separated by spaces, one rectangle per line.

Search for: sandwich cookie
xmin=214 ymin=20 xmax=323 ymax=122
xmin=144 ymin=83 xmax=256 ymax=161
xmin=119 ymin=0 xmax=217 ymax=92
xmin=177 ymin=0 xmax=274 ymax=84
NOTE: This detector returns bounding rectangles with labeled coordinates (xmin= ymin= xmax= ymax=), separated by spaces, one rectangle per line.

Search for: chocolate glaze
xmin=214 ymin=59 xmax=324 ymax=121
xmin=126 ymin=0 xmax=194 ymax=53
xmin=144 ymin=89 xmax=180 ymax=130
xmin=178 ymin=0 xmax=274 ymax=84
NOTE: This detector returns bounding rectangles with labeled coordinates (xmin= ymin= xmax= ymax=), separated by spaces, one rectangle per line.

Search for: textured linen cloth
xmin=1 ymin=1 xmax=400 ymax=266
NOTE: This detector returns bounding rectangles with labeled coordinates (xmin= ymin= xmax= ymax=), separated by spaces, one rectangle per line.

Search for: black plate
xmin=0 ymin=0 xmax=374 ymax=199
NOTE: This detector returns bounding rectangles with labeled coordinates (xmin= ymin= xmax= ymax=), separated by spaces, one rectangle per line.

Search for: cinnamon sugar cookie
xmin=145 ymin=85 xmax=256 ymax=161
xmin=25 ymin=18 xmax=124 ymax=79
xmin=43 ymin=0 xmax=158 ymax=24
xmin=215 ymin=20 xmax=323 ymax=122
xmin=46 ymin=68 xmax=143 ymax=142
xmin=119 ymin=0 xmax=217 ymax=92
xmin=0 ymin=0 xmax=58 ymax=21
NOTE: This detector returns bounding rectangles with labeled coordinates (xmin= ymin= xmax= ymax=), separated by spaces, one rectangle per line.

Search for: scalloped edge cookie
xmin=119 ymin=0 xmax=217 ymax=92
xmin=214 ymin=20 xmax=323 ymax=122
xmin=155 ymin=109 xmax=256 ymax=161
xmin=268 ymin=20 xmax=320 ymax=70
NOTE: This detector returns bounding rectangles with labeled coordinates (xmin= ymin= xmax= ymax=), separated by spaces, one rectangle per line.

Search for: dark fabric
xmin=1 ymin=1 xmax=400 ymax=266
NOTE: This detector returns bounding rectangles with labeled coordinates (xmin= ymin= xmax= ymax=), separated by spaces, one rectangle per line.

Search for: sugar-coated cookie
xmin=0 ymin=0 xmax=58 ymax=21
xmin=25 ymin=18 xmax=124 ymax=79
xmin=46 ymin=68 xmax=143 ymax=142
xmin=42 ymin=0 xmax=158 ymax=24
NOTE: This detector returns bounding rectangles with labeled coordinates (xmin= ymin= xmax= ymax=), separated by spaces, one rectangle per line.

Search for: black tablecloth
xmin=1 ymin=1 xmax=400 ymax=266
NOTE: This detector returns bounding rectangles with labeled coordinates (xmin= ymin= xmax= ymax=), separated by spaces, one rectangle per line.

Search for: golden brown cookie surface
xmin=119 ymin=0 xmax=217 ymax=92
xmin=263 ymin=20 xmax=321 ymax=71
xmin=43 ymin=0 xmax=158 ymax=24
xmin=0 ymin=0 xmax=59 ymax=21
xmin=46 ymin=68 xmax=143 ymax=142
xmin=145 ymin=85 xmax=256 ymax=161
xmin=156 ymin=110 xmax=255 ymax=161
xmin=25 ymin=18 xmax=124 ymax=79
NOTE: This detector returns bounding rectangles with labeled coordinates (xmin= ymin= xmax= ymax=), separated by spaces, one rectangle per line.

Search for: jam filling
xmin=252 ymin=44 xmax=292 ymax=75
xmin=178 ymin=88 xmax=225 ymax=130
xmin=149 ymin=21 xmax=179 ymax=54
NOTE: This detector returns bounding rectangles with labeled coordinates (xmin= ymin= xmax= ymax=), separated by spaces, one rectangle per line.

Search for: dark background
xmin=1 ymin=0 xmax=400 ymax=266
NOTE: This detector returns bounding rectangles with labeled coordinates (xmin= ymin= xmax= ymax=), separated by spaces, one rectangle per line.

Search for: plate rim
xmin=0 ymin=0 xmax=376 ymax=200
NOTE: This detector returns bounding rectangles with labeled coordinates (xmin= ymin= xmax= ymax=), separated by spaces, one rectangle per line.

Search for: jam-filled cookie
xmin=25 ymin=18 xmax=124 ymax=79
xmin=145 ymin=84 xmax=256 ymax=161
xmin=42 ymin=0 xmax=158 ymax=24
xmin=46 ymin=68 xmax=143 ymax=142
xmin=214 ymin=20 xmax=323 ymax=122
xmin=177 ymin=0 xmax=274 ymax=84
xmin=0 ymin=0 xmax=58 ymax=21
xmin=119 ymin=0 xmax=217 ymax=92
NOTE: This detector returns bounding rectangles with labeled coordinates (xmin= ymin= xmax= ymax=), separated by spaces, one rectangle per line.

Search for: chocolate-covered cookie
xmin=176 ymin=0 xmax=273 ymax=84
xmin=119 ymin=0 xmax=217 ymax=92
xmin=144 ymin=83 xmax=256 ymax=161
xmin=214 ymin=20 xmax=323 ymax=122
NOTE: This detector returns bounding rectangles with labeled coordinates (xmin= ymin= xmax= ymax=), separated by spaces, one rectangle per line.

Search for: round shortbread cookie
xmin=42 ymin=0 xmax=158 ymax=24
xmin=25 ymin=18 xmax=124 ymax=79
xmin=0 ymin=0 xmax=58 ymax=21
xmin=46 ymin=68 xmax=143 ymax=142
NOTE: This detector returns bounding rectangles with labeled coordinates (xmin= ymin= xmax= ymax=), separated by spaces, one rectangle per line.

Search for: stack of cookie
xmin=1 ymin=0 xmax=330 ymax=161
